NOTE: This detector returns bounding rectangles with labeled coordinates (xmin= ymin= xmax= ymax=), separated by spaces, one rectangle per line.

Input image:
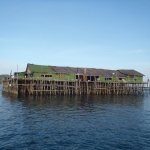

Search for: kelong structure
xmin=2 ymin=63 xmax=148 ymax=96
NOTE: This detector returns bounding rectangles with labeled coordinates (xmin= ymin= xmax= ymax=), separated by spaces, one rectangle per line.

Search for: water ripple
xmin=0 ymin=86 xmax=150 ymax=149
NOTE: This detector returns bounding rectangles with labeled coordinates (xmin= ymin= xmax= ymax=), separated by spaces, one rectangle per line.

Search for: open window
xmin=87 ymin=76 xmax=98 ymax=81
xmin=76 ymin=75 xmax=84 ymax=81
xmin=45 ymin=74 xmax=52 ymax=77
xmin=76 ymin=75 xmax=99 ymax=81
xmin=41 ymin=74 xmax=52 ymax=77
xmin=76 ymin=75 xmax=79 ymax=80
xmin=87 ymin=76 xmax=90 ymax=81
xmin=119 ymin=77 xmax=125 ymax=80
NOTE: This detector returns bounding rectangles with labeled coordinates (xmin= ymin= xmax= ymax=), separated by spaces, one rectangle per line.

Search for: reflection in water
xmin=3 ymin=92 xmax=145 ymax=108
xmin=0 ymin=86 xmax=150 ymax=149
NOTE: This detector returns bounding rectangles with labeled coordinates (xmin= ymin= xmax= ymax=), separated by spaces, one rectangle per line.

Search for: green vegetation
xmin=0 ymin=74 xmax=9 ymax=82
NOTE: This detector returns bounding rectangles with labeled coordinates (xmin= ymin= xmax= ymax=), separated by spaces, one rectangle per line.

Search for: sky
xmin=0 ymin=0 xmax=150 ymax=81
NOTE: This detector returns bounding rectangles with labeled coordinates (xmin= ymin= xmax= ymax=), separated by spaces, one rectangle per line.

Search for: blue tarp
xmin=104 ymin=76 xmax=110 ymax=78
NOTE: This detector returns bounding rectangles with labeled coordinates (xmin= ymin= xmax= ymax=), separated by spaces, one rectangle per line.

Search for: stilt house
xmin=15 ymin=63 xmax=144 ymax=82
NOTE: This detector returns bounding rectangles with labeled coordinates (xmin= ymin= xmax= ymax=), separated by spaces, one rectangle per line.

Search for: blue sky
xmin=0 ymin=0 xmax=150 ymax=80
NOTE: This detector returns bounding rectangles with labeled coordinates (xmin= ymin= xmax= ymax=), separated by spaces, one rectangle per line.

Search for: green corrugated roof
xmin=28 ymin=64 xmax=55 ymax=73
xmin=18 ymin=72 xmax=26 ymax=77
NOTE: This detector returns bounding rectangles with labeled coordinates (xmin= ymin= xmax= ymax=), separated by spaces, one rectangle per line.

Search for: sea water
xmin=0 ymin=85 xmax=150 ymax=149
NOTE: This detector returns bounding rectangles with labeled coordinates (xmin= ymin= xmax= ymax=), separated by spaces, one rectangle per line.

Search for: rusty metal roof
xmin=50 ymin=66 xmax=115 ymax=76
xmin=27 ymin=64 xmax=144 ymax=77
xmin=117 ymin=70 xmax=144 ymax=77
xmin=50 ymin=66 xmax=144 ymax=76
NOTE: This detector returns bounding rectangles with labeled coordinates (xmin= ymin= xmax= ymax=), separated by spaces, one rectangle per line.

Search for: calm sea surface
xmin=0 ymin=85 xmax=150 ymax=150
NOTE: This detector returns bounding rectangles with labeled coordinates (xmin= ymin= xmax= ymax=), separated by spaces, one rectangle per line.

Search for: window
xmin=41 ymin=74 xmax=52 ymax=77
xmin=104 ymin=76 xmax=112 ymax=80
xmin=119 ymin=77 xmax=125 ymax=80
xmin=58 ymin=73 xmax=63 ymax=78
xmin=45 ymin=75 xmax=52 ymax=77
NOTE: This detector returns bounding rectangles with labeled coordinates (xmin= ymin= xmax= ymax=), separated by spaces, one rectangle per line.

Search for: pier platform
xmin=2 ymin=78 xmax=149 ymax=96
